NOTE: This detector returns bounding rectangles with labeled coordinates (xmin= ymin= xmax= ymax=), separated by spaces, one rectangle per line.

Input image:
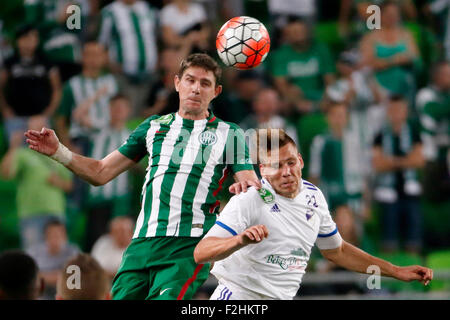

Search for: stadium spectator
xmin=27 ymin=219 xmax=79 ymax=300
xmin=83 ymin=94 xmax=133 ymax=251
xmin=98 ymin=0 xmax=158 ymax=115
xmin=56 ymin=253 xmax=111 ymax=300
xmin=55 ymin=41 xmax=118 ymax=157
xmin=427 ymin=0 xmax=450 ymax=60
xmin=30 ymin=1 xmax=85 ymax=82
xmin=360 ymin=1 xmax=421 ymax=105
xmin=213 ymin=70 xmax=263 ymax=123
xmin=91 ymin=216 xmax=134 ymax=280
xmin=0 ymin=24 xmax=61 ymax=141
xmin=309 ymin=102 xmax=369 ymax=246
xmin=160 ymin=0 xmax=211 ymax=54
xmin=324 ymin=49 xmax=383 ymax=153
xmin=372 ymin=95 xmax=425 ymax=254
xmin=339 ymin=0 xmax=417 ymax=42
xmin=0 ymin=116 xmax=73 ymax=250
xmin=416 ymin=61 xmax=450 ymax=201
xmin=142 ymin=47 xmax=186 ymax=118
xmin=239 ymin=87 xmax=299 ymax=147
xmin=0 ymin=250 xmax=43 ymax=300
xmin=24 ymin=0 xmax=90 ymax=30
xmin=271 ymin=18 xmax=335 ymax=117
xmin=267 ymin=0 xmax=317 ymax=48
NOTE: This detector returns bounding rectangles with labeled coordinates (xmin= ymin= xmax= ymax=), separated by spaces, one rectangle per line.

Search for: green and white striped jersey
xmin=118 ymin=111 xmax=253 ymax=239
xmin=416 ymin=86 xmax=450 ymax=161
xmin=88 ymin=127 xmax=131 ymax=203
xmin=98 ymin=0 xmax=158 ymax=78
xmin=309 ymin=130 xmax=366 ymax=209
xmin=57 ymin=73 xmax=119 ymax=138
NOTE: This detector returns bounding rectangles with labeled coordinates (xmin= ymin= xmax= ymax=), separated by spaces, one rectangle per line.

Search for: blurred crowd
xmin=0 ymin=0 xmax=449 ymax=299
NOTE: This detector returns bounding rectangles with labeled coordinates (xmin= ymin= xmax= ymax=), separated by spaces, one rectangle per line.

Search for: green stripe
xmin=110 ymin=13 xmax=123 ymax=64
xmin=178 ymin=123 xmax=219 ymax=236
xmin=155 ymin=124 xmax=195 ymax=236
xmin=138 ymin=118 xmax=174 ymax=237
xmin=130 ymin=10 xmax=146 ymax=73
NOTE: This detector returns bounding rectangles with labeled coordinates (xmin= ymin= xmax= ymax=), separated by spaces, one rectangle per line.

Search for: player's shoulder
xmin=301 ymin=179 xmax=326 ymax=199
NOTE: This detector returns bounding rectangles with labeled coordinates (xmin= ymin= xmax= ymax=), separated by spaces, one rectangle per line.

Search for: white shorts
xmin=209 ymin=281 xmax=276 ymax=300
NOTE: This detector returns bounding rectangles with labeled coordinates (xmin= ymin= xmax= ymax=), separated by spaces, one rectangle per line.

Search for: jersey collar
xmin=175 ymin=109 xmax=216 ymax=128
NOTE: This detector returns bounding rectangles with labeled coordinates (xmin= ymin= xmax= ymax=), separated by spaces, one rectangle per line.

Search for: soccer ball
xmin=216 ymin=16 xmax=270 ymax=70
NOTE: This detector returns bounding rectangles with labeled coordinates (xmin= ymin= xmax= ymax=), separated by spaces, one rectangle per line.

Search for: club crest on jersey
xmin=258 ymin=188 xmax=275 ymax=204
xmin=155 ymin=114 xmax=173 ymax=124
xmin=198 ymin=130 xmax=217 ymax=146
xmin=305 ymin=208 xmax=315 ymax=221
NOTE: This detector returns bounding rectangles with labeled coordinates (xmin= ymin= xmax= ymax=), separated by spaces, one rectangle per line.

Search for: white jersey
xmin=206 ymin=178 xmax=342 ymax=300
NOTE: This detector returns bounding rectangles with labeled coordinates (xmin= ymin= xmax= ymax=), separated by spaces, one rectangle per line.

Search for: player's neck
xmin=178 ymin=109 xmax=209 ymax=121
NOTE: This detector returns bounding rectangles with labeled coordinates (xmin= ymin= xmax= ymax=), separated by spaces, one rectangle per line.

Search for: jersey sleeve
xmin=315 ymin=191 xmax=343 ymax=250
xmin=118 ymin=116 xmax=155 ymax=162
xmin=204 ymin=191 xmax=255 ymax=238
xmin=224 ymin=123 xmax=254 ymax=174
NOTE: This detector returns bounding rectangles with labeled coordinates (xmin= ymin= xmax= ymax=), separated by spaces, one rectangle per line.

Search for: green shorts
xmin=111 ymin=237 xmax=210 ymax=300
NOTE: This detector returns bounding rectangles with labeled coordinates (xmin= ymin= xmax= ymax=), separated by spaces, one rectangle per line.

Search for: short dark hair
xmin=177 ymin=53 xmax=222 ymax=86
xmin=388 ymin=94 xmax=407 ymax=103
xmin=110 ymin=93 xmax=130 ymax=104
xmin=0 ymin=250 xmax=38 ymax=300
xmin=15 ymin=24 xmax=37 ymax=41
xmin=324 ymin=100 xmax=347 ymax=113
xmin=44 ymin=218 xmax=65 ymax=233
xmin=255 ymin=129 xmax=297 ymax=164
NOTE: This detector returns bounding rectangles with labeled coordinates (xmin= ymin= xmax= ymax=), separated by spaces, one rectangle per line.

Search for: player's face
xmin=260 ymin=143 xmax=304 ymax=198
xmin=175 ymin=66 xmax=222 ymax=116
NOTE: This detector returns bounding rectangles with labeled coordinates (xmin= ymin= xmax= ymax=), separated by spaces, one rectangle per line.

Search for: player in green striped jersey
xmin=25 ymin=53 xmax=260 ymax=300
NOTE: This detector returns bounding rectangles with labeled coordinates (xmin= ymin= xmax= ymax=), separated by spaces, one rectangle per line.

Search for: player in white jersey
xmin=194 ymin=129 xmax=433 ymax=300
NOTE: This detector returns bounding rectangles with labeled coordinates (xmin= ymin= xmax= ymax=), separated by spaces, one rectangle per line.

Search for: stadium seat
xmin=426 ymin=250 xmax=450 ymax=291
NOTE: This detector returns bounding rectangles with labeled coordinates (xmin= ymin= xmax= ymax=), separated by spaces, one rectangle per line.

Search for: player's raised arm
xmin=194 ymin=224 xmax=269 ymax=264
xmin=24 ymin=127 xmax=136 ymax=186
xmin=320 ymin=241 xmax=433 ymax=286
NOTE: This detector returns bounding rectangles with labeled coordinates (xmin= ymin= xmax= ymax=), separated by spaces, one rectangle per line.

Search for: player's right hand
xmin=240 ymin=225 xmax=269 ymax=245
xmin=24 ymin=127 xmax=59 ymax=156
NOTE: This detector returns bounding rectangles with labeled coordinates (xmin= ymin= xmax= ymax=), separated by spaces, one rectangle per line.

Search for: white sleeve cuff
xmin=316 ymin=229 xmax=343 ymax=250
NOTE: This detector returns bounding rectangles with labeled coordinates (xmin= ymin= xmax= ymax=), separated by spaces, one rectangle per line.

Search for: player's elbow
xmin=193 ymin=242 xmax=208 ymax=264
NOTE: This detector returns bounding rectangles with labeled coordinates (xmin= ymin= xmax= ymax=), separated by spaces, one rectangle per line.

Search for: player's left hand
xmin=393 ymin=265 xmax=433 ymax=285
xmin=229 ymin=179 xmax=261 ymax=194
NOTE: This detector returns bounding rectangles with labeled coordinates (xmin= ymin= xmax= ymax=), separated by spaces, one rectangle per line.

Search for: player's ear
xmin=174 ymin=75 xmax=180 ymax=92
xmin=298 ymin=154 xmax=304 ymax=169
xmin=214 ymin=84 xmax=222 ymax=98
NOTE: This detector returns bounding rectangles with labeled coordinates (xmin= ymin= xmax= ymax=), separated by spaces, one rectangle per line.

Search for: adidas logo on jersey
xmin=270 ymin=203 xmax=281 ymax=213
